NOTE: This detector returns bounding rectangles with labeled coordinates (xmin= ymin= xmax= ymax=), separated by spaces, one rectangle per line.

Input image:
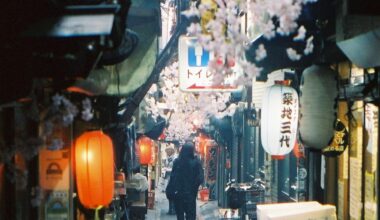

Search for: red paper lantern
xmin=198 ymin=134 xmax=207 ymax=154
xmin=138 ymin=136 xmax=153 ymax=165
xmin=293 ymin=140 xmax=305 ymax=159
xmin=75 ymin=130 xmax=114 ymax=209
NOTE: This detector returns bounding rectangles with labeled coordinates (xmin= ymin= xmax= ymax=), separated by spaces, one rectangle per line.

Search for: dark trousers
xmin=168 ymin=198 xmax=175 ymax=214
xmin=174 ymin=193 xmax=196 ymax=220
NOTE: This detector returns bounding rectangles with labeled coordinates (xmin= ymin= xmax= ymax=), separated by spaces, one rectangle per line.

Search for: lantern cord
xmin=348 ymin=62 xmax=352 ymax=80
xmin=116 ymin=64 xmax=121 ymax=96
xmin=94 ymin=206 xmax=103 ymax=220
xmin=346 ymin=101 xmax=359 ymax=128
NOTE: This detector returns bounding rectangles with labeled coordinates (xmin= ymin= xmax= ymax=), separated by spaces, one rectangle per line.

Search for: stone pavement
xmin=197 ymin=200 xmax=220 ymax=220
xmin=146 ymin=184 xmax=219 ymax=220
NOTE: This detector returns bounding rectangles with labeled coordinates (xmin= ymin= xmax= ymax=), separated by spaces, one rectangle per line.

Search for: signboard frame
xmin=178 ymin=35 xmax=242 ymax=92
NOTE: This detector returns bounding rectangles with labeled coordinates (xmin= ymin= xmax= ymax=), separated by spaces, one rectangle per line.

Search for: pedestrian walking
xmin=128 ymin=167 xmax=149 ymax=220
xmin=167 ymin=142 xmax=204 ymax=220
xmin=163 ymin=146 xmax=177 ymax=215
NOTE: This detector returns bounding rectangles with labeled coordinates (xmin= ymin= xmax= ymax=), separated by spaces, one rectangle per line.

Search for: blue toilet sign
xmin=178 ymin=35 xmax=241 ymax=92
xmin=188 ymin=40 xmax=210 ymax=67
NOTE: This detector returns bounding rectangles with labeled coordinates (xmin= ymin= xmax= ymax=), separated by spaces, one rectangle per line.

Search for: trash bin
xmin=227 ymin=188 xmax=244 ymax=209
xmin=199 ymin=188 xmax=209 ymax=202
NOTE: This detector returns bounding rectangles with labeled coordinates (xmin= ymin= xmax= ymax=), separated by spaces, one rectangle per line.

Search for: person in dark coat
xmin=164 ymin=146 xmax=177 ymax=215
xmin=170 ymin=142 xmax=204 ymax=220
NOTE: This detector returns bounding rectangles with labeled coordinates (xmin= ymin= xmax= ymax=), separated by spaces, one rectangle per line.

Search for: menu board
xmin=365 ymin=172 xmax=375 ymax=202
xmin=337 ymin=180 xmax=345 ymax=220
xmin=349 ymin=101 xmax=363 ymax=220
xmin=342 ymin=150 xmax=349 ymax=180
xmin=365 ymin=104 xmax=378 ymax=172
xmin=364 ymin=104 xmax=378 ymax=220
xmin=349 ymin=158 xmax=362 ymax=219
xmin=364 ymin=202 xmax=377 ymax=220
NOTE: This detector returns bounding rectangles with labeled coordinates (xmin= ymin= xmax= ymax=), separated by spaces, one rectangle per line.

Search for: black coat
xmin=166 ymin=156 xmax=204 ymax=199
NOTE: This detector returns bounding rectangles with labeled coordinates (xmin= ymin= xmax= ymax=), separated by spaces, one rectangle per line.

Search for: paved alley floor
xmin=146 ymin=184 xmax=219 ymax=220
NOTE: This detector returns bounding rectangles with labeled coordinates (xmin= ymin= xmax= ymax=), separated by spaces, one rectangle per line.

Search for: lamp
xmin=75 ymin=130 xmax=114 ymax=209
xmin=138 ymin=136 xmax=153 ymax=165
xmin=261 ymin=84 xmax=299 ymax=157
xmin=299 ymin=65 xmax=338 ymax=149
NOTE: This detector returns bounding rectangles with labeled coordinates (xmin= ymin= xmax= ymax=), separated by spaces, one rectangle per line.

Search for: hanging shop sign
xmin=299 ymin=65 xmax=338 ymax=149
xmin=260 ymin=84 xmax=299 ymax=156
xmin=365 ymin=103 xmax=378 ymax=156
xmin=322 ymin=119 xmax=349 ymax=157
xmin=75 ymin=130 xmax=114 ymax=209
xmin=39 ymin=149 xmax=70 ymax=190
xmin=364 ymin=103 xmax=378 ymax=174
xmin=298 ymin=168 xmax=308 ymax=180
xmin=246 ymin=108 xmax=260 ymax=127
xmin=178 ymin=35 xmax=242 ymax=92
xmin=45 ymin=191 xmax=69 ymax=220
xmin=206 ymin=145 xmax=217 ymax=184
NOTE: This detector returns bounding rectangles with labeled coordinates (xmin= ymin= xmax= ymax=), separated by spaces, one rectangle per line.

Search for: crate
xmin=244 ymin=189 xmax=265 ymax=219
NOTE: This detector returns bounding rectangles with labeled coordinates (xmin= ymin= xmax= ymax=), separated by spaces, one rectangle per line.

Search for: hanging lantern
xmin=138 ymin=136 xmax=153 ymax=165
xmin=293 ymin=140 xmax=305 ymax=159
xmin=197 ymin=134 xmax=210 ymax=156
xmin=75 ymin=130 xmax=114 ymax=209
xmin=299 ymin=65 xmax=338 ymax=149
xmin=260 ymin=84 xmax=299 ymax=156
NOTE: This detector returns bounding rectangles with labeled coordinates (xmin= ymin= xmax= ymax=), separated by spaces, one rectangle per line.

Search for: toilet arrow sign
xmin=178 ymin=35 xmax=242 ymax=92
xmin=187 ymin=84 xmax=238 ymax=90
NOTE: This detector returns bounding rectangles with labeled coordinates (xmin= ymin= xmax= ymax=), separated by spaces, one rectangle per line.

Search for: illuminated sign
xmin=39 ymin=149 xmax=70 ymax=190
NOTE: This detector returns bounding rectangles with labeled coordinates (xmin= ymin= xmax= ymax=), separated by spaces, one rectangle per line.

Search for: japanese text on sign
xmin=280 ymin=93 xmax=294 ymax=148
xmin=178 ymin=35 xmax=242 ymax=92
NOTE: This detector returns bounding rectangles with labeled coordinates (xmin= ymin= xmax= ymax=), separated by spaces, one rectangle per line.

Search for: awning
xmin=337 ymin=28 xmax=380 ymax=68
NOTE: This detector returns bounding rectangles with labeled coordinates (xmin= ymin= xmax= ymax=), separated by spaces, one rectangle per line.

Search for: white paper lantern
xmin=261 ymin=84 xmax=299 ymax=156
xmin=299 ymin=65 xmax=338 ymax=149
